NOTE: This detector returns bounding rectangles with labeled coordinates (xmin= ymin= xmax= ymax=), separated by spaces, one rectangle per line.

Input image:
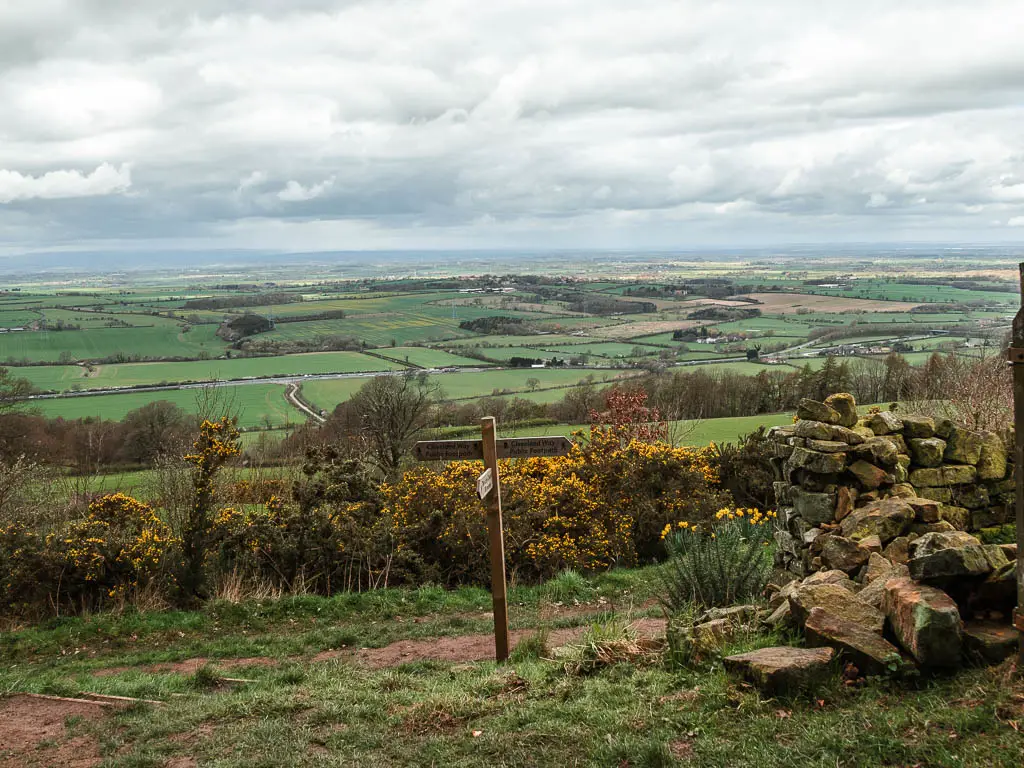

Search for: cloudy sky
xmin=2 ymin=0 xmax=1024 ymax=256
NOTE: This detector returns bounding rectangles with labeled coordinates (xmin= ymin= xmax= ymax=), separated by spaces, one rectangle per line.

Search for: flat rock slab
xmin=963 ymin=623 xmax=1020 ymax=665
xmin=882 ymin=578 xmax=962 ymax=667
xmin=909 ymin=545 xmax=1007 ymax=582
xmin=804 ymin=607 xmax=904 ymax=677
xmin=790 ymin=582 xmax=886 ymax=634
xmin=723 ymin=646 xmax=834 ymax=695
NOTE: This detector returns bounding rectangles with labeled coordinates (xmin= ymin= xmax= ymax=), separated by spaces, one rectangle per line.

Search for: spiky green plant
xmin=658 ymin=510 xmax=776 ymax=610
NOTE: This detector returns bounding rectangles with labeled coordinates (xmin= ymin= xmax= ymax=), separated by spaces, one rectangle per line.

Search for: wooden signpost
xmin=414 ymin=420 xmax=571 ymax=661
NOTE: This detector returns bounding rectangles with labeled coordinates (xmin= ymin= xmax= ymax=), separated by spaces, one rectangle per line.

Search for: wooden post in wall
xmin=1010 ymin=262 xmax=1024 ymax=667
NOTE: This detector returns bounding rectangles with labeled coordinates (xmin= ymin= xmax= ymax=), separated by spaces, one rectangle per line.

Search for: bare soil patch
xmin=93 ymin=656 xmax=277 ymax=678
xmin=349 ymin=617 xmax=667 ymax=669
xmin=0 ymin=694 xmax=108 ymax=768
xmin=736 ymin=292 xmax=922 ymax=314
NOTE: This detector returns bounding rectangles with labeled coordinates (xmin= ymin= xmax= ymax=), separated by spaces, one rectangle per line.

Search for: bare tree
xmin=934 ymin=353 xmax=1011 ymax=432
xmin=349 ymin=374 xmax=439 ymax=476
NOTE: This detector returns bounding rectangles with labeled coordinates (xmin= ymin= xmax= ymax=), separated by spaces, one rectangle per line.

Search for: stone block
xmin=908 ymin=545 xmax=1004 ymax=582
xmin=804 ymin=607 xmax=904 ymax=676
xmin=854 ymin=437 xmax=900 ymax=467
xmin=882 ymin=578 xmax=962 ymax=667
xmin=900 ymin=414 xmax=935 ymax=438
xmin=937 ymin=505 xmax=970 ymax=530
xmin=908 ymin=530 xmax=982 ymax=558
xmin=916 ymin=486 xmax=952 ymax=503
xmin=830 ymin=425 xmax=866 ymax=445
xmin=790 ymin=583 xmax=885 ymax=633
xmin=972 ymin=561 xmax=1017 ymax=613
xmin=858 ymin=535 xmax=883 ymax=554
xmin=795 ymin=420 xmax=834 ymax=440
xmin=790 ymin=487 xmax=836 ymax=526
xmin=835 ymin=486 xmax=856 ymax=522
xmin=908 ymin=438 xmax=946 ymax=468
xmin=803 ymin=569 xmax=857 ymax=591
xmin=953 ymin=485 xmax=989 ymax=510
xmin=723 ymin=646 xmax=834 ymax=695
xmin=944 ymin=428 xmax=983 ymax=465
xmin=839 ymin=497 xmax=913 ymax=544
xmin=788 ymin=447 xmax=847 ymax=475
xmin=867 ymin=411 xmax=903 ymax=435
xmin=797 ymin=399 xmax=841 ymax=424
xmin=862 ymin=551 xmax=908 ymax=584
xmin=909 ymin=521 xmax=957 ymax=536
xmin=963 ymin=623 xmax=1020 ymax=665
xmin=764 ymin=600 xmax=794 ymax=629
xmin=848 ymin=460 xmax=888 ymax=490
xmin=852 ymin=426 xmax=876 ymax=441
xmin=889 ymin=483 xmax=916 ymax=498
xmin=908 ymin=465 xmax=977 ymax=487
xmin=882 ymin=536 xmax=912 ymax=565
xmin=821 ymin=536 xmax=870 ymax=574
xmin=905 ymin=496 xmax=941 ymax=523
xmin=807 ymin=439 xmax=852 ymax=453
xmin=824 ymin=393 xmax=859 ymax=427
xmin=976 ymin=431 xmax=1008 ymax=480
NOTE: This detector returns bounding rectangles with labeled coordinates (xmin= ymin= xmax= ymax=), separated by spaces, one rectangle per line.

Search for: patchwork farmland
xmin=0 ymin=254 xmax=1015 ymax=436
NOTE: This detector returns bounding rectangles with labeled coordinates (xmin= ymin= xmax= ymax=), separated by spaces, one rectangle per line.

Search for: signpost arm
xmin=480 ymin=416 xmax=510 ymax=662
xmin=1012 ymin=263 xmax=1024 ymax=668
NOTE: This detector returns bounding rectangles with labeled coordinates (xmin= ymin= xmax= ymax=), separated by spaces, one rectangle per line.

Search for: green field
xmin=537 ymin=341 xmax=663 ymax=358
xmin=301 ymin=368 xmax=635 ymax=411
xmin=444 ymin=334 xmax=590 ymax=348
xmin=797 ymin=279 xmax=1018 ymax=305
xmin=12 ymin=352 xmax=405 ymax=392
xmin=29 ymin=383 xmax=301 ymax=428
xmin=0 ymin=324 xmax=227 ymax=363
xmin=503 ymin=410 xmax=796 ymax=444
xmin=465 ymin=346 xmax=571 ymax=363
xmin=370 ymin=347 xmax=489 ymax=368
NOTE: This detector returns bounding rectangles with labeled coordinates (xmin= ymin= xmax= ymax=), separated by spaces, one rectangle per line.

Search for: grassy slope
xmin=1 ymin=567 xmax=1020 ymax=767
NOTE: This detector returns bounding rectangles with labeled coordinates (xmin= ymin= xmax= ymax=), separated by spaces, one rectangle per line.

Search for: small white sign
xmin=476 ymin=467 xmax=494 ymax=500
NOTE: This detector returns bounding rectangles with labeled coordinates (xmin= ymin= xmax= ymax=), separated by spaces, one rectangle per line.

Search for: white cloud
xmin=277 ymin=177 xmax=335 ymax=202
xmin=0 ymin=163 xmax=132 ymax=204
xmin=1 ymin=1 xmax=1024 ymax=251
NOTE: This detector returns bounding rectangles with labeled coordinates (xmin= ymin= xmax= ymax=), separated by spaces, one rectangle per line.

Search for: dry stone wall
xmin=757 ymin=393 xmax=1019 ymax=674
xmin=769 ymin=393 xmax=1014 ymax=580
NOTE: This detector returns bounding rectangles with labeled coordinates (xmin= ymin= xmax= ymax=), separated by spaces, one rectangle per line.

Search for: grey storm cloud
xmin=1 ymin=0 xmax=1024 ymax=253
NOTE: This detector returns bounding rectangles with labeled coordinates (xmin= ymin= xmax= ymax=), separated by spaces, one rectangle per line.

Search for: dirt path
xmin=321 ymin=617 xmax=667 ymax=668
xmin=285 ymin=382 xmax=325 ymax=424
xmin=87 ymin=617 xmax=668 ymax=677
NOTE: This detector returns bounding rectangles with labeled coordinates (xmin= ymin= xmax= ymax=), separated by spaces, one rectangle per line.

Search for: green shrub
xmin=658 ymin=509 xmax=776 ymax=610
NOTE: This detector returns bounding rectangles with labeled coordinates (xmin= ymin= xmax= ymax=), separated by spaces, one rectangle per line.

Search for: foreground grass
xmin=1 ymin=567 xmax=1022 ymax=767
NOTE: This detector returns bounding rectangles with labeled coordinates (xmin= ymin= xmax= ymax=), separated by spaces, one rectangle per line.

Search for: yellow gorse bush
xmin=383 ymin=435 xmax=733 ymax=583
